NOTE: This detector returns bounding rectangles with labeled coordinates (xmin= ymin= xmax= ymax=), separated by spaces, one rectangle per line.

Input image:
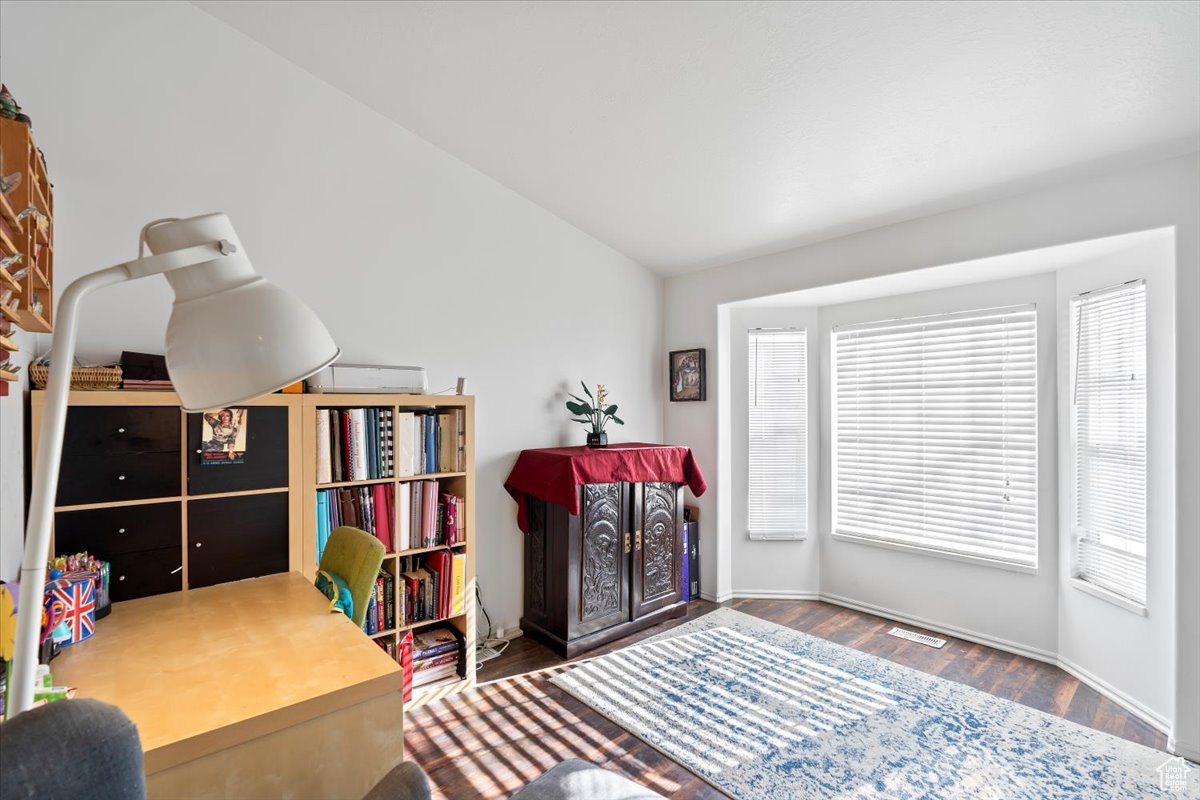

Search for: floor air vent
xmin=888 ymin=627 xmax=946 ymax=648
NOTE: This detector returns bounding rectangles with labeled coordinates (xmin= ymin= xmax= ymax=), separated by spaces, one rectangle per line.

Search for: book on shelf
xmin=681 ymin=523 xmax=689 ymax=604
xmin=316 ymin=483 xmax=395 ymax=558
xmin=398 ymin=549 xmax=465 ymax=626
xmin=409 ymin=625 xmax=465 ymax=689
xmin=399 ymin=630 xmax=414 ymax=702
xmin=316 ymin=412 xmax=332 ymax=483
xmin=363 ymin=595 xmax=378 ymax=635
xmin=361 ymin=569 xmax=396 ymax=635
xmin=686 ymin=518 xmax=700 ymax=600
xmin=394 ymin=409 xmax=465 ymax=477
xmin=396 ymin=482 xmax=464 ymax=551
xmin=316 ymin=407 xmax=395 ymax=485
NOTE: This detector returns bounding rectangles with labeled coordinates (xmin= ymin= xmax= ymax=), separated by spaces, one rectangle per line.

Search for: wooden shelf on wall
xmin=0 ymin=116 xmax=54 ymax=335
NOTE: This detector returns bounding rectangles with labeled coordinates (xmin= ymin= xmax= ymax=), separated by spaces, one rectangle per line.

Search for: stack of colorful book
xmin=315 ymin=483 xmax=395 ymax=560
xmin=315 ymin=407 xmax=395 ymax=484
xmin=361 ymin=569 xmax=397 ymax=636
xmin=394 ymin=409 xmax=466 ymax=476
xmin=398 ymin=549 xmax=466 ymax=626
xmin=394 ymin=482 xmax=464 ymax=550
xmin=409 ymin=626 xmax=463 ymax=689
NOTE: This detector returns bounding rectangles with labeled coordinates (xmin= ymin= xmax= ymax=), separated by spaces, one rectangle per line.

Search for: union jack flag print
xmin=50 ymin=576 xmax=96 ymax=645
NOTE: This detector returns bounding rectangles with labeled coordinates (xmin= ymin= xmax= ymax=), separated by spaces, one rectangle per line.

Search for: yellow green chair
xmin=317 ymin=526 xmax=386 ymax=628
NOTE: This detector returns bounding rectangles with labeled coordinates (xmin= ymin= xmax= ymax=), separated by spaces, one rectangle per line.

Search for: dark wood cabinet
xmin=522 ymin=481 xmax=687 ymax=657
xmin=187 ymin=493 xmax=290 ymax=588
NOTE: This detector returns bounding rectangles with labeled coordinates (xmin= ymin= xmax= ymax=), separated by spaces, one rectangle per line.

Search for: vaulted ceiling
xmin=194 ymin=1 xmax=1200 ymax=275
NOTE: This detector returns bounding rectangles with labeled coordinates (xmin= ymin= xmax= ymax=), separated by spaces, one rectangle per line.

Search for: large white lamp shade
xmin=143 ymin=214 xmax=339 ymax=411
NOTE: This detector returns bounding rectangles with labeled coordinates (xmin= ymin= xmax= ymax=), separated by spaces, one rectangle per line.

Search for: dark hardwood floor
xmin=403 ymin=598 xmax=1167 ymax=799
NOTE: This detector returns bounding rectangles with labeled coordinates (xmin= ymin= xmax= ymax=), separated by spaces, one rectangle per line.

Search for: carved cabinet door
xmin=569 ymin=482 xmax=630 ymax=638
xmin=631 ymin=482 xmax=684 ymax=620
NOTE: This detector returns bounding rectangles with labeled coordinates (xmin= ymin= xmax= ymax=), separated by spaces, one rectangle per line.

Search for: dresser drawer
xmin=56 ymin=452 xmax=181 ymax=506
xmin=61 ymin=406 xmax=180 ymax=457
xmin=108 ymin=546 xmax=183 ymax=602
xmin=55 ymin=502 xmax=181 ymax=556
xmin=54 ymin=503 xmax=182 ymax=603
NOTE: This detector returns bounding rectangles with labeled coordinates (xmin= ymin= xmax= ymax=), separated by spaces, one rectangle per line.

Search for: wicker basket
xmin=30 ymin=363 xmax=123 ymax=391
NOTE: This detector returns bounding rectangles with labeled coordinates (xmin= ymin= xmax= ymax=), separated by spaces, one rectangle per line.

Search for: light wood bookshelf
xmin=300 ymin=393 xmax=477 ymax=707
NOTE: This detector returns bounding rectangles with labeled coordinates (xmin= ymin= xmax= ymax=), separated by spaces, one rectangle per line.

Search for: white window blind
xmin=833 ymin=305 xmax=1038 ymax=568
xmin=1071 ymin=281 xmax=1147 ymax=607
xmin=748 ymin=329 xmax=807 ymax=540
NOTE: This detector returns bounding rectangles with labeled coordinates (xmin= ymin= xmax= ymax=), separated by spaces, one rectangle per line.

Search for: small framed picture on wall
xmin=669 ymin=348 xmax=706 ymax=402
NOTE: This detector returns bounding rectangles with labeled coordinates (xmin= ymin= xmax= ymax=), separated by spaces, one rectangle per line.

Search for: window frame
xmin=831 ymin=304 xmax=1039 ymax=573
xmin=746 ymin=327 xmax=809 ymax=541
xmin=1068 ymin=279 xmax=1148 ymax=614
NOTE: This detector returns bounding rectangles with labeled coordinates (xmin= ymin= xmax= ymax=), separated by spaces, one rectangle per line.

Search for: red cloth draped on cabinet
xmin=503 ymin=443 xmax=707 ymax=533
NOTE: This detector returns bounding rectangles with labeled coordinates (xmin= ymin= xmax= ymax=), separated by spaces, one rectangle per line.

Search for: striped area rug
xmin=551 ymin=608 xmax=1198 ymax=799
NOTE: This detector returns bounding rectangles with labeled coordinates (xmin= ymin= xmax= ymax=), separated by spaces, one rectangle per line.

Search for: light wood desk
xmin=50 ymin=572 xmax=405 ymax=800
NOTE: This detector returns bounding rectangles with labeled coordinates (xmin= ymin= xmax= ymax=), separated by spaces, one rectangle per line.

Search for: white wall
xmin=664 ymin=152 xmax=1199 ymax=756
xmin=817 ymin=274 xmax=1060 ymax=656
xmin=0 ymin=329 xmax=33 ymax=582
xmin=1056 ymin=237 xmax=1176 ymax=730
xmin=0 ymin=0 xmax=664 ymax=631
xmin=728 ymin=306 xmax=819 ymax=597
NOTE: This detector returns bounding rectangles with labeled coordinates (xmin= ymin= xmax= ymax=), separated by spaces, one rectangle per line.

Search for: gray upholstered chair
xmin=0 ymin=698 xmax=146 ymax=800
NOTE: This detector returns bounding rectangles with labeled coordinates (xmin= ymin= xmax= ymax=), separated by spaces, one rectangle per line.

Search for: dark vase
xmin=586 ymin=431 xmax=608 ymax=448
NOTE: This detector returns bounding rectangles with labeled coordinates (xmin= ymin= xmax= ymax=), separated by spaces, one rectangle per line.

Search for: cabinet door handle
xmin=117 ymin=475 xmax=126 ymax=481
xmin=624 ymin=532 xmax=631 ymax=554
xmin=171 ymin=566 xmax=183 ymax=575
xmin=635 ymin=530 xmax=642 ymax=551
xmin=195 ymin=542 xmax=203 ymax=548
xmin=118 ymin=528 xmax=126 ymax=534
xmin=117 ymin=427 xmax=126 ymax=434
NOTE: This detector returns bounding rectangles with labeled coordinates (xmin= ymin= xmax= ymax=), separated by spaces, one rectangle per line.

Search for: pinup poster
xmin=200 ymin=408 xmax=248 ymax=465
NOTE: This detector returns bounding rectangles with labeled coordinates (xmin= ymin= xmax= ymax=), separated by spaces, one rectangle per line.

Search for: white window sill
xmin=1069 ymin=578 xmax=1147 ymax=617
xmin=747 ymin=531 xmax=807 ymax=542
xmin=830 ymin=531 xmax=1038 ymax=575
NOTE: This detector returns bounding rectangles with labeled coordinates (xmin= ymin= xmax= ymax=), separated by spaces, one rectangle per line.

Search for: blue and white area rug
xmin=551 ymin=608 xmax=1199 ymax=799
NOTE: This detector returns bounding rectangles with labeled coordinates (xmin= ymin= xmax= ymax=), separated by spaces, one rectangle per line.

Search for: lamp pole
xmin=9 ymin=242 xmax=236 ymax=718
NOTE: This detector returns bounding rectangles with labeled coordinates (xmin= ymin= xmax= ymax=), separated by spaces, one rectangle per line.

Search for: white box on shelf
xmin=307 ymin=363 xmax=429 ymax=394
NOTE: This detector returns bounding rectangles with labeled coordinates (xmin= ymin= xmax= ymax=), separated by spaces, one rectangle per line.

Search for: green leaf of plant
xmin=604 ymin=405 xmax=618 ymax=415
xmin=568 ymin=393 xmax=589 ymax=405
xmin=610 ymin=415 xmax=625 ymax=425
xmin=565 ymin=400 xmax=593 ymax=415
xmin=571 ymin=418 xmax=593 ymax=425
xmin=580 ymin=381 xmax=594 ymax=400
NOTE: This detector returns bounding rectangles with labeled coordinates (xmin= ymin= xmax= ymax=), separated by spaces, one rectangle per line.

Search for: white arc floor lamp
xmin=10 ymin=213 xmax=339 ymax=718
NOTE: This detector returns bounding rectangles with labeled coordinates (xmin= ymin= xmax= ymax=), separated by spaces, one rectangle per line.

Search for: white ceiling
xmin=193 ymin=1 xmax=1200 ymax=276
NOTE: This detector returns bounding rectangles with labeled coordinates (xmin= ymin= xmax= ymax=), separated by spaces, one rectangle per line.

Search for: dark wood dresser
xmin=506 ymin=443 xmax=706 ymax=658
xmin=522 ymin=481 xmax=687 ymax=658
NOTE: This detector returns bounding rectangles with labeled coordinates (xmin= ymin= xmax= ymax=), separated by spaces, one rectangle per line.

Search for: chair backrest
xmin=317 ymin=526 xmax=386 ymax=628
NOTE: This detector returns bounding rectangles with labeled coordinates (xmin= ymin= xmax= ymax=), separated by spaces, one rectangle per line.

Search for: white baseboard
xmin=759 ymin=590 xmax=1172 ymax=738
xmin=1169 ymin=737 xmax=1200 ymax=762
xmin=732 ymin=589 xmax=820 ymax=600
xmin=701 ymin=590 xmax=734 ymax=603
xmin=1056 ymin=656 xmax=1170 ymax=736
xmin=818 ymin=591 xmax=1058 ymax=665
xmin=494 ymin=626 xmax=523 ymax=640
